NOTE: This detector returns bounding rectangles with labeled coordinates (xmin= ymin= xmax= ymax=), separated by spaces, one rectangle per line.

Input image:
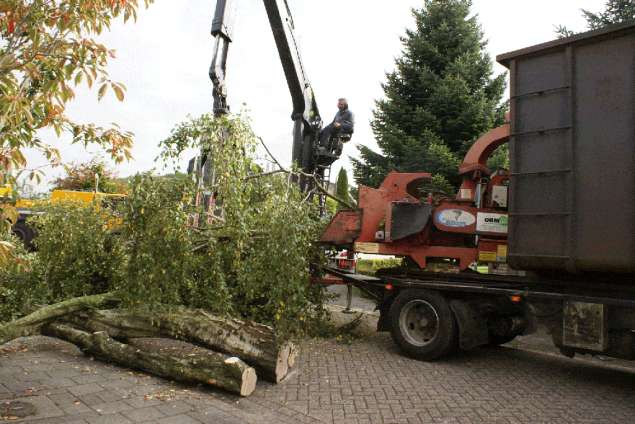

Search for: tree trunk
xmin=69 ymin=308 xmax=296 ymax=383
xmin=0 ymin=292 xmax=119 ymax=346
xmin=44 ymin=323 xmax=257 ymax=397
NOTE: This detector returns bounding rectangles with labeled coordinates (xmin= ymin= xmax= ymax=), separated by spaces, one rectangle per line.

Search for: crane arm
xmin=209 ymin=0 xmax=233 ymax=116
xmin=262 ymin=0 xmax=320 ymax=126
xmin=209 ymin=0 xmax=324 ymax=178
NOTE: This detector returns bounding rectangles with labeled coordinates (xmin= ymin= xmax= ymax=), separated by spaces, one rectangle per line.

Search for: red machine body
xmin=321 ymin=124 xmax=511 ymax=272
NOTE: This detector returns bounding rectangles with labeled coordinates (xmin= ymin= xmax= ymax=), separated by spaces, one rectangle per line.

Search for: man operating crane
xmin=319 ymin=97 xmax=354 ymax=156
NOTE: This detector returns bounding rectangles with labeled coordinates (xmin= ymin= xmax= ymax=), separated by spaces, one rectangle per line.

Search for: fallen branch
xmin=44 ymin=323 xmax=257 ymax=397
xmin=256 ymin=136 xmax=356 ymax=210
xmin=0 ymin=292 xmax=119 ymax=346
xmin=69 ymin=308 xmax=296 ymax=383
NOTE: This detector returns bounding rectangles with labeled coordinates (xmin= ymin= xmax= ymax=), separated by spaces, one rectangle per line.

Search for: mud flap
xmin=563 ymin=301 xmax=608 ymax=351
xmin=450 ymin=300 xmax=489 ymax=350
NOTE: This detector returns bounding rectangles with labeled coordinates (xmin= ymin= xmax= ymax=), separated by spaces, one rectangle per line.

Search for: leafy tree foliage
xmin=53 ymin=158 xmax=126 ymax=193
xmin=0 ymin=233 xmax=42 ymax=321
xmin=1 ymin=115 xmax=330 ymax=338
xmin=157 ymin=114 xmax=329 ymax=338
xmin=0 ymin=0 xmax=153 ymax=261
xmin=556 ymin=0 xmax=635 ymax=37
xmin=352 ymin=0 xmax=506 ymax=191
xmin=0 ymin=202 xmax=122 ymax=322
xmin=32 ymin=201 xmax=125 ymax=301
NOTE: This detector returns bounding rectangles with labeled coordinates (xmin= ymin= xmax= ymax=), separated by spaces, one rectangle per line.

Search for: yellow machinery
xmin=3 ymin=186 xmax=126 ymax=247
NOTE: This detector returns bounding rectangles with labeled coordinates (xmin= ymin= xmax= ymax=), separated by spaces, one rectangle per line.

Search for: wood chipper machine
xmin=321 ymin=122 xmax=513 ymax=275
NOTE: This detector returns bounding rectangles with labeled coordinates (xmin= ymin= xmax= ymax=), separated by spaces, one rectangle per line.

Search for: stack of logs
xmin=0 ymin=293 xmax=297 ymax=397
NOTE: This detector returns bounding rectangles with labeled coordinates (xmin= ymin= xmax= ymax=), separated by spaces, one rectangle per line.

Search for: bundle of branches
xmin=0 ymin=114 xmax=337 ymax=396
xmin=0 ymin=293 xmax=297 ymax=397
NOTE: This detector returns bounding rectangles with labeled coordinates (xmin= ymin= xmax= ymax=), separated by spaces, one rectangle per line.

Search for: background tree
xmin=352 ymin=0 xmax=506 ymax=192
xmin=0 ymin=0 xmax=152 ymax=259
xmin=52 ymin=158 xmax=126 ymax=193
xmin=556 ymin=0 xmax=635 ymax=37
xmin=0 ymin=0 xmax=153 ymax=175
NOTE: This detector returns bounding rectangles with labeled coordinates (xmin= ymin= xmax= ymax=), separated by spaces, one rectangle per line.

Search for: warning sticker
xmin=354 ymin=242 xmax=380 ymax=254
xmin=479 ymin=251 xmax=497 ymax=262
xmin=477 ymin=213 xmax=508 ymax=234
xmin=496 ymin=245 xmax=508 ymax=262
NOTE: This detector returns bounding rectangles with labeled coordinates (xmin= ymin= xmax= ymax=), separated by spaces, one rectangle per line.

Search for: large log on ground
xmin=43 ymin=323 xmax=257 ymax=397
xmin=69 ymin=308 xmax=296 ymax=383
xmin=0 ymin=292 xmax=119 ymax=346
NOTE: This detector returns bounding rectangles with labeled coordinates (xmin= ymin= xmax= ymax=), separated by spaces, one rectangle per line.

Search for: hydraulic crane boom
xmin=209 ymin=0 xmax=327 ymax=185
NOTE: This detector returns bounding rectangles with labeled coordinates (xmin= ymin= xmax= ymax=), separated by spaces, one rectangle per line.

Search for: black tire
xmin=488 ymin=334 xmax=517 ymax=346
xmin=389 ymin=289 xmax=457 ymax=360
xmin=12 ymin=220 xmax=36 ymax=250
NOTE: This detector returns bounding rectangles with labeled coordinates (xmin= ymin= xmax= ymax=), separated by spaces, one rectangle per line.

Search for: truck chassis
xmin=325 ymin=267 xmax=635 ymax=361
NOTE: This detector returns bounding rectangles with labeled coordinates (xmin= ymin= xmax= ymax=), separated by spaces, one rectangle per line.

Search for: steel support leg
xmin=343 ymin=284 xmax=354 ymax=314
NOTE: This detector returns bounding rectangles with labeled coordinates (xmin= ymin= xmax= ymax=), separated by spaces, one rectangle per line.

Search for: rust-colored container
xmin=497 ymin=22 xmax=635 ymax=275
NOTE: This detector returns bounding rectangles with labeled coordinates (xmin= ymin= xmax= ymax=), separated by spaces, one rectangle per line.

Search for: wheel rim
xmin=398 ymin=299 xmax=440 ymax=347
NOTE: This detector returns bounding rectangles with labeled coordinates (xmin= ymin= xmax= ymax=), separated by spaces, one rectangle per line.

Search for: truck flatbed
xmin=325 ymin=267 xmax=635 ymax=308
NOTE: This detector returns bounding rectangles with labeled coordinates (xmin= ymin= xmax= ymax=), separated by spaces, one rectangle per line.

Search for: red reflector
xmin=385 ymin=283 xmax=394 ymax=291
xmin=510 ymin=295 xmax=522 ymax=303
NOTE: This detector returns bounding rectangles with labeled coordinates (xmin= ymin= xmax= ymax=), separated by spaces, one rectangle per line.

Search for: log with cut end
xmin=43 ymin=323 xmax=257 ymax=397
xmin=69 ymin=308 xmax=296 ymax=383
xmin=0 ymin=292 xmax=119 ymax=346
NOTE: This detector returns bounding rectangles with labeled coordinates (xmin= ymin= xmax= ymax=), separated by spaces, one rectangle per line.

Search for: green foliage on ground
xmin=1 ymin=115 xmax=331 ymax=340
xmin=33 ymin=202 xmax=125 ymax=300
xmin=157 ymin=114 xmax=329 ymax=339
xmin=0 ymin=234 xmax=44 ymax=322
xmin=352 ymin=0 xmax=506 ymax=191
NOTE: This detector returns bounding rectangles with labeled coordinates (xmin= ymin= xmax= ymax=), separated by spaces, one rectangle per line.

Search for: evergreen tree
xmin=556 ymin=0 xmax=635 ymax=37
xmin=352 ymin=0 xmax=506 ymax=190
xmin=335 ymin=168 xmax=350 ymax=210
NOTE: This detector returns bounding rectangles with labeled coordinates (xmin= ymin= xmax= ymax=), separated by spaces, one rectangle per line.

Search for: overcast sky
xmin=25 ymin=0 xmax=606 ymax=191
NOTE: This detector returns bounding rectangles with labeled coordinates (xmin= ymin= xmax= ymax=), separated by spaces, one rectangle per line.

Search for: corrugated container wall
xmin=497 ymin=22 xmax=635 ymax=275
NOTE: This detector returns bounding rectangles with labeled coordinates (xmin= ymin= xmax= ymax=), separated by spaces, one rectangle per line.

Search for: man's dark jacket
xmin=333 ymin=108 xmax=355 ymax=134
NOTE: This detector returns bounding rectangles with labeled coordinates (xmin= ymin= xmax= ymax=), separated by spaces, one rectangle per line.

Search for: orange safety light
xmin=510 ymin=295 xmax=522 ymax=303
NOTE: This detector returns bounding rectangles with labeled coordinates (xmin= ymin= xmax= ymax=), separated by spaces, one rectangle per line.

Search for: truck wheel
xmin=389 ymin=289 xmax=457 ymax=360
xmin=12 ymin=221 xmax=36 ymax=250
xmin=488 ymin=334 xmax=517 ymax=346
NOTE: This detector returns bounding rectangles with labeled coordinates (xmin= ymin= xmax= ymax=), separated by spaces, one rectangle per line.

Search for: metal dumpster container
xmin=497 ymin=22 xmax=635 ymax=275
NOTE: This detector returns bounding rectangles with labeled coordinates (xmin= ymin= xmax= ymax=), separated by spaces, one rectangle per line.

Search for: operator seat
xmin=316 ymin=133 xmax=352 ymax=166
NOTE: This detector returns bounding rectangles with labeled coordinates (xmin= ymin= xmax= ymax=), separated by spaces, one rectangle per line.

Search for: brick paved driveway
xmin=1 ymin=332 xmax=634 ymax=424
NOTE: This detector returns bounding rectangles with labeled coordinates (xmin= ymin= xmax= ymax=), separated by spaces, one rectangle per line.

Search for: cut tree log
xmin=43 ymin=323 xmax=257 ymax=397
xmin=68 ymin=308 xmax=296 ymax=383
xmin=0 ymin=292 xmax=119 ymax=346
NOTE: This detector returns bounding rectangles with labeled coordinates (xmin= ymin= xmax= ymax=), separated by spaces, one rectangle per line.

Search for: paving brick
xmin=69 ymin=383 xmax=105 ymax=396
xmin=123 ymin=405 xmax=166 ymax=422
xmin=3 ymin=333 xmax=635 ymax=424
xmin=92 ymin=400 xmax=135 ymax=415
xmin=156 ymin=401 xmax=194 ymax=416
xmin=157 ymin=414 xmax=202 ymax=424
xmin=86 ymin=413 xmax=133 ymax=424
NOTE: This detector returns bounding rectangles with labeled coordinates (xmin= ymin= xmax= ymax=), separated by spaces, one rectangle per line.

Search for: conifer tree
xmin=556 ymin=0 xmax=635 ymax=37
xmin=335 ymin=168 xmax=350 ymax=210
xmin=352 ymin=0 xmax=506 ymax=191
